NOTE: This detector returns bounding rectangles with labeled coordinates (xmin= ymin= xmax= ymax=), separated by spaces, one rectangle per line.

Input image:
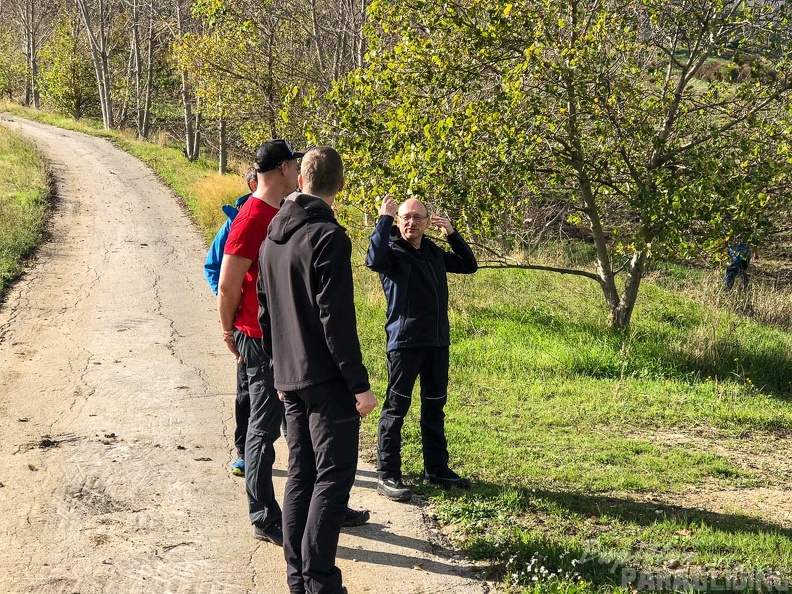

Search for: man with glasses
xmin=366 ymin=195 xmax=478 ymax=501
xmin=218 ymin=139 xmax=301 ymax=545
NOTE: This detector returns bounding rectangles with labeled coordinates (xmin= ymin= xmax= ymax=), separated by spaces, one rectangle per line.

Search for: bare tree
xmin=170 ymin=0 xmax=200 ymax=160
xmin=74 ymin=0 xmax=120 ymax=129
xmin=124 ymin=0 xmax=159 ymax=138
xmin=2 ymin=0 xmax=58 ymax=108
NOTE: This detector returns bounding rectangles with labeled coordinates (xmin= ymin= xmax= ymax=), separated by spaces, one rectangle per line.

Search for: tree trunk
xmin=76 ymin=0 xmax=114 ymax=130
xmin=29 ymin=34 xmax=39 ymax=108
xmin=607 ymin=251 xmax=647 ymax=330
xmin=193 ymin=100 xmax=201 ymax=157
xmin=180 ymin=71 xmax=199 ymax=160
xmin=139 ymin=11 xmax=154 ymax=139
xmin=218 ymin=116 xmax=226 ymax=174
xmin=131 ymin=0 xmax=143 ymax=135
xmin=579 ymin=172 xmax=620 ymax=314
xmin=176 ymin=2 xmax=198 ymax=160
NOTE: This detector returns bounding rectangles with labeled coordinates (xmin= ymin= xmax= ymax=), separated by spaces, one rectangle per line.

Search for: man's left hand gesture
xmin=431 ymin=215 xmax=454 ymax=236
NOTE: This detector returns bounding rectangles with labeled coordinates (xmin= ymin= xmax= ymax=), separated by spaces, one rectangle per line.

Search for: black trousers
xmin=235 ymin=330 xmax=283 ymax=528
xmin=234 ymin=360 xmax=251 ymax=458
xmin=377 ymin=346 xmax=449 ymax=480
xmin=282 ymin=378 xmax=359 ymax=594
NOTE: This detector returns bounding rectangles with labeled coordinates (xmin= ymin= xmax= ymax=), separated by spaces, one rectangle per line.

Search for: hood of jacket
xmin=268 ymin=191 xmax=337 ymax=243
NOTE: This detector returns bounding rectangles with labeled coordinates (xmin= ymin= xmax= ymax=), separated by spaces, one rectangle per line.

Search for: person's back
xmin=257 ymin=146 xmax=376 ymax=594
xmin=259 ymin=192 xmax=368 ymax=393
xmin=728 ymin=241 xmax=752 ymax=265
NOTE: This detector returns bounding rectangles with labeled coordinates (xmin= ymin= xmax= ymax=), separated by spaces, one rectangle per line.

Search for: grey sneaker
xmin=377 ymin=477 xmax=413 ymax=501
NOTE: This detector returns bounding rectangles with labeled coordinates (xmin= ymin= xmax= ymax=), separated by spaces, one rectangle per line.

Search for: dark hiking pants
xmin=234 ymin=360 xmax=251 ymax=458
xmin=377 ymin=346 xmax=449 ymax=480
xmin=282 ymin=378 xmax=359 ymax=594
xmin=724 ymin=259 xmax=749 ymax=291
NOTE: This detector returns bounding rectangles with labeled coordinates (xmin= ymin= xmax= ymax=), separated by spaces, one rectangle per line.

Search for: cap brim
xmin=292 ymin=151 xmax=305 ymax=158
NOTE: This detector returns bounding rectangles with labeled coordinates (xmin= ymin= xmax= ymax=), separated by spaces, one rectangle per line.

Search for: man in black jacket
xmin=257 ymin=146 xmax=377 ymax=594
xmin=366 ymin=195 xmax=478 ymax=502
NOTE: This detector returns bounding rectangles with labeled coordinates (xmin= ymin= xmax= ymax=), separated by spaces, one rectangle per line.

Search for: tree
xmin=123 ymin=0 xmax=161 ymax=138
xmin=167 ymin=0 xmax=202 ymax=160
xmin=170 ymin=0 xmax=374 ymax=166
xmin=74 ymin=0 xmax=123 ymax=129
xmin=38 ymin=10 xmax=100 ymax=119
xmin=0 ymin=26 xmax=28 ymax=101
xmin=2 ymin=0 xmax=58 ymax=108
xmin=320 ymin=0 xmax=792 ymax=329
xmin=171 ymin=2 xmax=270 ymax=169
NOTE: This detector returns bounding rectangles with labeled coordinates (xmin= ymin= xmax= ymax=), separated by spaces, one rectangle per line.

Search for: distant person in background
xmin=724 ymin=240 xmax=755 ymax=292
xmin=258 ymin=146 xmax=377 ymax=593
xmin=204 ymin=166 xmax=256 ymax=477
xmin=366 ymin=195 xmax=478 ymax=502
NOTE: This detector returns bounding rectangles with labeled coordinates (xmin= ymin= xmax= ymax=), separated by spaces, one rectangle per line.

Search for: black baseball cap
xmin=254 ymin=139 xmax=305 ymax=172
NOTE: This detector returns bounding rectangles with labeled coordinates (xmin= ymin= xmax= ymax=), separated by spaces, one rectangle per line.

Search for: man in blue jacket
xmin=366 ymin=194 xmax=478 ymax=501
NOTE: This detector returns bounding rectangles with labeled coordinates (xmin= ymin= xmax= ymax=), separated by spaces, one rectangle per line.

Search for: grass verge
xmin=353 ymin=239 xmax=792 ymax=592
xmin=0 ymin=123 xmax=50 ymax=299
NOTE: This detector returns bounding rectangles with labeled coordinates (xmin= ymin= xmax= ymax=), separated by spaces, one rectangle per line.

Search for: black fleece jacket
xmin=257 ymin=192 xmax=370 ymax=395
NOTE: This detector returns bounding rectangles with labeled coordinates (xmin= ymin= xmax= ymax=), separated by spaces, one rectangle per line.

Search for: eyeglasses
xmin=398 ymin=214 xmax=429 ymax=222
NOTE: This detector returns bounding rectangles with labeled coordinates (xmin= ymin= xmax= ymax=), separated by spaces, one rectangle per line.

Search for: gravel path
xmin=0 ymin=115 xmax=493 ymax=594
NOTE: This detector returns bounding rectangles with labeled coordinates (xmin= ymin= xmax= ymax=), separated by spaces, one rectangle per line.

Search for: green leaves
xmin=37 ymin=13 xmax=99 ymax=120
xmin=309 ymin=0 xmax=792 ymax=328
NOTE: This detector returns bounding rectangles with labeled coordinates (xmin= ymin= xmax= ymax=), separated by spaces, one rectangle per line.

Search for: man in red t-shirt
xmin=218 ymin=139 xmax=301 ymax=545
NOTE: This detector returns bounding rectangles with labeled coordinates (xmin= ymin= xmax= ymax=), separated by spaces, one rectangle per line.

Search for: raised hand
xmin=430 ymin=215 xmax=454 ymax=235
xmin=379 ymin=194 xmax=397 ymax=218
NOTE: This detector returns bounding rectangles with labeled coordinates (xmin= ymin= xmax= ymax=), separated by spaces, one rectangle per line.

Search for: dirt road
xmin=0 ymin=116 xmax=493 ymax=594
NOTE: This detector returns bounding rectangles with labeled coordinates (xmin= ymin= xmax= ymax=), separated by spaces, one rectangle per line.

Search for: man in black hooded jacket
xmin=257 ymin=146 xmax=377 ymax=594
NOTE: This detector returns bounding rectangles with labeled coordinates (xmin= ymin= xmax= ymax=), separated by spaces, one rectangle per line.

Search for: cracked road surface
xmin=0 ymin=117 xmax=492 ymax=594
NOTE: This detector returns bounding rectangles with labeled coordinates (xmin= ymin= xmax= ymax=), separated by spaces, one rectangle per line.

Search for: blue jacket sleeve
xmin=204 ymin=203 xmax=242 ymax=295
xmin=365 ymin=215 xmax=396 ymax=273
xmin=442 ymin=230 xmax=478 ymax=274
xmin=203 ymin=220 xmax=231 ymax=295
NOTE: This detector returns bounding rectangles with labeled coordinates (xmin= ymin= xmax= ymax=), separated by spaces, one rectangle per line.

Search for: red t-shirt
xmin=223 ymin=197 xmax=279 ymax=338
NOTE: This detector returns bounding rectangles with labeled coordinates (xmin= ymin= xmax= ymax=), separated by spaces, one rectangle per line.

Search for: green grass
xmin=354 ymin=260 xmax=792 ymax=592
xmin=5 ymin=104 xmax=792 ymax=593
xmin=0 ymin=123 xmax=49 ymax=298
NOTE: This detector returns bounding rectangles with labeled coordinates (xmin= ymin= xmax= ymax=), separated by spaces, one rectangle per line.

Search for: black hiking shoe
xmin=342 ymin=506 xmax=370 ymax=527
xmin=423 ymin=468 xmax=471 ymax=489
xmin=377 ymin=477 xmax=413 ymax=502
xmin=253 ymin=521 xmax=283 ymax=546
